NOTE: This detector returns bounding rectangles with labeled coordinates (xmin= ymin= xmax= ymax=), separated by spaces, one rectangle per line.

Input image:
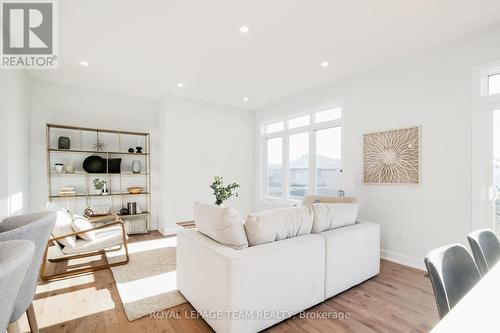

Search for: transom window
xmin=263 ymin=105 xmax=342 ymax=201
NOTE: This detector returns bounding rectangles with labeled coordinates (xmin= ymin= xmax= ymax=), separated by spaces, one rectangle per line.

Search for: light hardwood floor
xmin=18 ymin=232 xmax=439 ymax=333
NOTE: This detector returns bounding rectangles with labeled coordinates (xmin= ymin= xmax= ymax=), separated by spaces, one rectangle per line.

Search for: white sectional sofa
xmin=177 ymin=196 xmax=380 ymax=333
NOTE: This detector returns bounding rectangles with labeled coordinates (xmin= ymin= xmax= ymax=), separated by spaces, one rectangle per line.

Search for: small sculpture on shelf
xmin=92 ymin=139 xmax=106 ymax=152
xmin=128 ymin=148 xmax=134 ymax=153
xmin=58 ymin=136 xmax=70 ymax=149
xmin=136 ymin=138 xmax=143 ymax=153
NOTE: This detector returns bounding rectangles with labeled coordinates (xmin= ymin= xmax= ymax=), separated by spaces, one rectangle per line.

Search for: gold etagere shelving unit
xmin=46 ymin=124 xmax=151 ymax=233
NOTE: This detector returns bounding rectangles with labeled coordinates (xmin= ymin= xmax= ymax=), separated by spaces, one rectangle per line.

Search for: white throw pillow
xmin=72 ymin=215 xmax=96 ymax=240
xmin=194 ymin=202 xmax=249 ymax=250
xmin=244 ymin=206 xmax=313 ymax=246
xmin=311 ymin=203 xmax=358 ymax=233
xmin=43 ymin=203 xmax=76 ymax=248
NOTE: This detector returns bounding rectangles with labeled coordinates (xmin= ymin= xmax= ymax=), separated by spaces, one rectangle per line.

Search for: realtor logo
xmin=1 ymin=0 xmax=57 ymax=69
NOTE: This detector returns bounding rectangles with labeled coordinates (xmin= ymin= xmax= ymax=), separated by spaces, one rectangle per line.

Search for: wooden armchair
xmin=41 ymin=219 xmax=129 ymax=281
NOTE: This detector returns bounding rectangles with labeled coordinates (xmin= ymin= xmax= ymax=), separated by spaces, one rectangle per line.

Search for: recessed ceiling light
xmin=177 ymin=82 xmax=184 ymax=87
xmin=240 ymin=26 xmax=249 ymax=33
xmin=321 ymin=62 xmax=329 ymax=68
xmin=79 ymin=60 xmax=89 ymax=66
xmin=243 ymin=97 xmax=249 ymax=102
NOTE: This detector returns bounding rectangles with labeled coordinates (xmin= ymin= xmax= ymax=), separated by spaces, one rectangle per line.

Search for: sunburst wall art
xmin=363 ymin=126 xmax=420 ymax=184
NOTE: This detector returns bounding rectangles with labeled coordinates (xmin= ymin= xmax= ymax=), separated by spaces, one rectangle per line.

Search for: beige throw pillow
xmin=72 ymin=215 xmax=96 ymax=240
xmin=244 ymin=206 xmax=313 ymax=246
xmin=44 ymin=203 xmax=76 ymax=248
xmin=194 ymin=202 xmax=249 ymax=250
xmin=311 ymin=203 xmax=358 ymax=233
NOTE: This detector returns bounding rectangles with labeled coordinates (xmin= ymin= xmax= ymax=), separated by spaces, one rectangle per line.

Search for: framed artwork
xmin=363 ymin=126 xmax=420 ymax=184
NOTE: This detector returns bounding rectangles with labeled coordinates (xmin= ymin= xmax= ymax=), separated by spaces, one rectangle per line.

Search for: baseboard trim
xmin=381 ymin=249 xmax=425 ymax=271
xmin=158 ymin=226 xmax=183 ymax=236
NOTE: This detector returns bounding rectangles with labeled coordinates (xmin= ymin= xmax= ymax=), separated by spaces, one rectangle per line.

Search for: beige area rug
xmin=106 ymin=236 xmax=187 ymax=321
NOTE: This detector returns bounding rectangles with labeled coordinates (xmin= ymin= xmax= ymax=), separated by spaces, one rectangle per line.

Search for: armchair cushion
xmin=61 ymin=225 xmax=127 ymax=254
xmin=43 ymin=203 xmax=76 ymax=248
xmin=71 ymin=215 xmax=96 ymax=240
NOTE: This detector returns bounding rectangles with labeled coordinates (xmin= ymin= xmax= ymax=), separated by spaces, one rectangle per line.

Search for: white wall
xmin=255 ymin=25 xmax=500 ymax=269
xmin=0 ymin=71 xmax=31 ymax=219
xmin=159 ymin=95 xmax=254 ymax=234
xmin=29 ymin=80 xmax=161 ymax=229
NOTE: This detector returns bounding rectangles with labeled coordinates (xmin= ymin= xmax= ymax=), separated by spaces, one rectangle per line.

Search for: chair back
xmin=424 ymin=244 xmax=481 ymax=319
xmin=0 ymin=240 xmax=34 ymax=332
xmin=302 ymin=195 xmax=357 ymax=205
xmin=0 ymin=212 xmax=56 ymax=321
xmin=467 ymin=229 xmax=500 ymax=276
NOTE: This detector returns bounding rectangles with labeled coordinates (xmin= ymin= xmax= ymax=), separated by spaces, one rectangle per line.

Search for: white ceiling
xmin=30 ymin=0 xmax=500 ymax=108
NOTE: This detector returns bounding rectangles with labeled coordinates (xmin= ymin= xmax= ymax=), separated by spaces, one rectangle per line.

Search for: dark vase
xmin=58 ymin=136 xmax=70 ymax=149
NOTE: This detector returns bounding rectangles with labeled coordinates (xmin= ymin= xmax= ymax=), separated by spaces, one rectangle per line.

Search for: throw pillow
xmin=193 ymin=202 xmax=248 ymax=250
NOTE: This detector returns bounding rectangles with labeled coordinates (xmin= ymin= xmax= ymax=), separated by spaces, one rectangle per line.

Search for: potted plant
xmin=210 ymin=176 xmax=240 ymax=206
xmin=93 ymin=178 xmax=106 ymax=195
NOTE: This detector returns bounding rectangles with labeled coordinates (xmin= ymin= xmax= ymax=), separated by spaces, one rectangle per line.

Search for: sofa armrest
xmin=177 ymin=229 xmax=325 ymax=333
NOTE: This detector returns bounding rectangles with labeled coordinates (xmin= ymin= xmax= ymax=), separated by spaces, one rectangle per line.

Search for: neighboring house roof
xmin=269 ymin=155 xmax=340 ymax=169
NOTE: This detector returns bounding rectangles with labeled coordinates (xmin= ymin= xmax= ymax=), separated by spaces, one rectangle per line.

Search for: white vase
xmin=55 ymin=164 xmax=64 ymax=173
xmin=132 ymin=160 xmax=141 ymax=174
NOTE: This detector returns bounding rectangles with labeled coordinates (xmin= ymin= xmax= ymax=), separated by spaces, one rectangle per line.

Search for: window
xmin=266 ymin=121 xmax=284 ymax=134
xmin=266 ymin=137 xmax=283 ymax=198
xmin=263 ymin=104 xmax=342 ymax=201
xmin=288 ymin=115 xmax=310 ymax=129
xmin=316 ymin=127 xmax=341 ymax=195
xmin=315 ymin=107 xmax=341 ymax=123
xmin=289 ymin=132 xmax=309 ymax=198
xmin=489 ymin=73 xmax=500 ymax=96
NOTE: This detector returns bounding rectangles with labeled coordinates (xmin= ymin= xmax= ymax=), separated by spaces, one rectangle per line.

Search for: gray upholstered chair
xmin=0 ymin=212 xmax=56 ymax=333
xmin=424 ymin=244 xmax=481 ymax=319
xmin=0 ymin=240 xmax=35 ymax=333
xmin=467 ymin=229 xmax=500 ymax=276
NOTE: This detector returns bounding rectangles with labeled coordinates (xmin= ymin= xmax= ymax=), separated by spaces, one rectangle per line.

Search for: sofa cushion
xmin=244 ymin=206 xmax=313 ymax=246
xmin=311 ymin=203 xmax=358 ymax=233
xmin=302 ymin=195 xmax=358 ymax=205
xmin=193 ymin=202 xmax=248 ymax=250
xmin=43 ymin=203 xmax=76 ymax=248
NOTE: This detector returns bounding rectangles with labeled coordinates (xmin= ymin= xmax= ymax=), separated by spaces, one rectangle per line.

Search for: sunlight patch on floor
xmin=37 ymin=274 xmax=96 ymax=294
xmin=117 ymin=270 xmax=178 ymax=303
xmin=107 ymin=236 xmax=177 ymax=259
xmin=31 ymin=287 xmax=115 ymax=329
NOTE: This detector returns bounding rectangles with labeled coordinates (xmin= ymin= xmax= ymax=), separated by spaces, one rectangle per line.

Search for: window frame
xmin=261 ymin=102 xmax=343 ymax=204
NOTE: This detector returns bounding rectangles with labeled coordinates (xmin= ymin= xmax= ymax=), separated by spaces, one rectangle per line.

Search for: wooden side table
xmin=176 ymin=220 xmax=196 ymax=229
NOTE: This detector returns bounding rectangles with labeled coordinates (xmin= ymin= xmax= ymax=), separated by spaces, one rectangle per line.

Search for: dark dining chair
xmin=467 ymin=229 xmax=500 ymax=276
xmin=424 ymin=244 xmax=481 ymax=319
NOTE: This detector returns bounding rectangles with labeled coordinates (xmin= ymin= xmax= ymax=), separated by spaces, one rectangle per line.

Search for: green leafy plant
xmin=93 ymin=178 xmax=106 ymax=190
xmin=210 ymin=176 xmax=240 ymax=206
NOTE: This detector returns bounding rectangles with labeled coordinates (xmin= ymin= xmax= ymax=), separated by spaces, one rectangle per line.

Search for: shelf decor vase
xmin=132 ymin=160 xmax=141 ymax=174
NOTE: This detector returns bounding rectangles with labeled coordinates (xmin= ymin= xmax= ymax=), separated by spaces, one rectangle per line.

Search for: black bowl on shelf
xmin=83 ymin=156 xmax=121 ymax=173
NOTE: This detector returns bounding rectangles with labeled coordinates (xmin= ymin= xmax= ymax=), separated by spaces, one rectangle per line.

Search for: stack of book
xmin=59 ymin=186 xmax=76 ymax=196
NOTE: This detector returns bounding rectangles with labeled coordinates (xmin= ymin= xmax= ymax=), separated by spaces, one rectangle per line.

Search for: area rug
xmin=106 ymin=236 xmax=187 ymax=321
